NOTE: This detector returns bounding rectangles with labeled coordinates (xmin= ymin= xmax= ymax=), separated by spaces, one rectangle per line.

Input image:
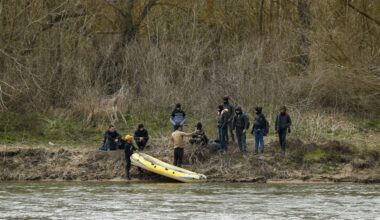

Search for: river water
xmin=0 ymin=182 xmax=379 ymax=219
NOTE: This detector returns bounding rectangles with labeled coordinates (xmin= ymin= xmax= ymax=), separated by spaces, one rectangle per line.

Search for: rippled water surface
xmin=0 ymin=182 xmax=379 ymax=219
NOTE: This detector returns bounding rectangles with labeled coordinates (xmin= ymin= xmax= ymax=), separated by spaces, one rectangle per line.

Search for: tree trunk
xmin=93 ymin=0 xmax=157 ymax=95
xmin=297 ymin=0 xmax=311 ymax=74
xmin=259 ymin=0 xmax=265 ymax=36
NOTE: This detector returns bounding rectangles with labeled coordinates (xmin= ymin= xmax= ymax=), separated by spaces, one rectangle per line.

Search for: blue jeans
xmin=219 ymin=126 xmax=228 ymax=150
xmin=254 ymin=128 xmax=265 ymax=152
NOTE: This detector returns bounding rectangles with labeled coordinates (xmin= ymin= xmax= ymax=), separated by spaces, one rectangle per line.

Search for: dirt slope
xmin=1 ymin=140 xmax=379 ymax=183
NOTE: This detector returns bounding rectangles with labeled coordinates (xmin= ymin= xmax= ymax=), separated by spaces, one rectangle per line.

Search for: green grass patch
xmin=364 ymin=119 xmax=380 ymax=132
xmin=0 ymin=111 xmax=220 ymax=146
xmin=304 ymin=149 xmax=329 ymax=163
xmin=0 ymin=112 xmax=101 ymax=145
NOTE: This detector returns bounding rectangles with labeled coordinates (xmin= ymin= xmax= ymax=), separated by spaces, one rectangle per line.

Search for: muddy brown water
xmin=0 ymin=182 xmax=379 ymax=219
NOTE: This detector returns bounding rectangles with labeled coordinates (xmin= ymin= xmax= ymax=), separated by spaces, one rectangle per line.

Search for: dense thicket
xmin=0 ymin=0 xmax=379 ymax=121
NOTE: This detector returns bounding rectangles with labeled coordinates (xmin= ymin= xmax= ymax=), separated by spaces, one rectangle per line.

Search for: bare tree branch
xmin=346 ymin=1 xmax=380 ymax=26
xmin=103 ymin=0 xmax=126 ymax=17
xmin=42 ymin=11 xmax=86 ymax=31
xmin=134 ymin=0 xmax=157 ymax=28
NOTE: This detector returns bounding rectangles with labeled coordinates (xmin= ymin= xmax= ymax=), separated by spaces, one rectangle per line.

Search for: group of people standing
xmin=216 ymin=96 xmax=292 ymax=155
xmin=218 ymin=97 xmax=270 ymax=154
xmin=100 ymin=96 xmax=292 ymax=179
xmin=167 ymin=96 xmax=293 ymax=168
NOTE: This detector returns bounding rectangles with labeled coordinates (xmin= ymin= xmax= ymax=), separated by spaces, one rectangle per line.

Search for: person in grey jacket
xmin=170 ymin=103 xmax=186 ymax=130
xmin=232 ymin=105 xmax=249 ymax=153
xmin=275 ymin=106 xmax=292 ymax=154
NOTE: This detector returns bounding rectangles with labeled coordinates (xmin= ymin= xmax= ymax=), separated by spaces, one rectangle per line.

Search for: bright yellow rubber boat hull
xmin=131 ymin=152 xmax=207 ymax=183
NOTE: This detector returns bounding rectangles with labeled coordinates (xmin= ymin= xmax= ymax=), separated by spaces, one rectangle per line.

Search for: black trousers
xmin=235 ymin=128 xmax=247 ymax=152
xmin=278 ymin=129 xmax=287 ymax=151
xmin=105 ymin=139 xmax=119 ymax=151
xmin=125 ymin=157 xmax=131 ymax=178
xmin=173 ymin=147 xmax=184 ymax=167
xmin=136 ymin=140 xmax=147 ymax=151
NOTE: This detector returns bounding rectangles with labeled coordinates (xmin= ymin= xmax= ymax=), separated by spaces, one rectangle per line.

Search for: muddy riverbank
xmin=1 ymin=139 xmax=379 ymax=183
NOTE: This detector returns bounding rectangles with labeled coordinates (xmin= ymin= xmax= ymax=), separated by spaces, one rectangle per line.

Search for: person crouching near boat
xmin=134 ymin=124 xmax=149 ymax=151
xmin=170 ymin=125 xmax=193 ymax=167
xmin=123 ymin=134 xmax=137 ymax=180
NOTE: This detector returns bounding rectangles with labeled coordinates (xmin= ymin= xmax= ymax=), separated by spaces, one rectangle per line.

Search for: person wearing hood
xmin=275 ymin=106 xmax=292 ymax=155
xmin=251 ymin=107 xmax=268 ymax=154
xmin=217 ymin=104 xmax=229 ymax=151
xmin=223 ymin=96 xmax=235 ymax=143
xmin=189 ymin=122 xmax=209 ymax=146
xmin=232 ymin=105 xmax=249 ymax=153
xmin=170 ymin=103 xmax=186 ymax=130
xmin=134 ymin=124 xmax=149 ymax=151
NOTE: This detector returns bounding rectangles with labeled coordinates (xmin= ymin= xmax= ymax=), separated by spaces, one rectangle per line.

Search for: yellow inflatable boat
xmin=130 ymin=152 xmax=207 ymax=183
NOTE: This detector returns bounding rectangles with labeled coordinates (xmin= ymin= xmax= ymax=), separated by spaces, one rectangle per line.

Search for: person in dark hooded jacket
xmin=232 ymin=105 xmax=249 ymax=153
xmin=275 ymin=106 xmax=292 ymax=154
xmin=134 ymin=124 xmax=149 ymax=151
xmin=170 ymin=103 xmax=186 ymax=130
xmin=251 ymin=107 xmax=268 ymax=154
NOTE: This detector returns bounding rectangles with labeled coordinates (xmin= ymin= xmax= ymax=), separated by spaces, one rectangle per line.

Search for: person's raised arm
xmin=184 ymin=132 xmax=193 ymax=137
xmin=132 ymin=143 xmax=137 ymax=152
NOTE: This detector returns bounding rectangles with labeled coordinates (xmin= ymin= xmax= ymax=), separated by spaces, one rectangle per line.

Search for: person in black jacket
xmin=251 ymin=107 xmax=268 ymax=154
xmin=134 ymin=124 xmax=149 ymax=151
xmin=232 ymin=105 xmax=249 ymax=153
xmin=275 ymin=106 xmax=292 ymax=154
xmin=103 ymin=125 xmax=121 ymax=151
xmin=223 ymin=96 xmax=235 ymax=143
xmin=123 ymin=134 xmax=137 ymax=180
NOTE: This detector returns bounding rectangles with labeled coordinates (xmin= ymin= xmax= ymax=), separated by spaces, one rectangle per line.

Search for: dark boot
xmin=126 ymin=169 xmax=131 ymax=180
xmin=261 ymin=149 xmax=264 ymax=154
